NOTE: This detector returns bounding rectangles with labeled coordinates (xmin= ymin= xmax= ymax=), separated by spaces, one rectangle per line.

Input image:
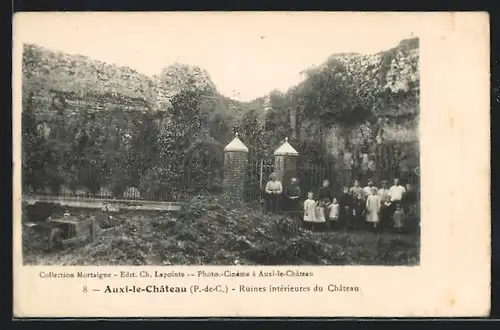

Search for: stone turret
xmin=274 ymin=137 xmax=299 ymax=188
xmin=223 ymin=133 xmax=249 ymax=201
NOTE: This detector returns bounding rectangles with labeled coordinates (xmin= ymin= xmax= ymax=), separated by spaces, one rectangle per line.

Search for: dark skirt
xmin=339 ymin=205 xmax=352 ymax=227
xmin=352 ymin=204 xmax=365 ymax=229
xmin=265 ymin=194 xmax=281 ymax=213
xmin=284 ymin=197 xmax=301 ymax=221
xmin=380 ymin=204 xmax=393 ymax=228
xmin=284 ymin=197 xmax=300 ymax=212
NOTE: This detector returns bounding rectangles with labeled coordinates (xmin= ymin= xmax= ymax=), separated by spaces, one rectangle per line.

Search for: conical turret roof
xmin=274 ymin=137 xmax=298 ymax=156
xmin=224 ymin=133 xmax=249 ymax=152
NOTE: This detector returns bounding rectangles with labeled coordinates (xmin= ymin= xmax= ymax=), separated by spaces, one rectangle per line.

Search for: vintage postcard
xmin=12 ymin=12 xmax=490 ymax=318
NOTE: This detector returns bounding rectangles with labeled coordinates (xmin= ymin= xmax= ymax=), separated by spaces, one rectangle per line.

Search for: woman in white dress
xmin=365 ymin=187 xmax=381 ymax=229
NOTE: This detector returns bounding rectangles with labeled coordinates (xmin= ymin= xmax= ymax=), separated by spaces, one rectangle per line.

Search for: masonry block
xmin=223 ymin=134 xmax=249 ymax=201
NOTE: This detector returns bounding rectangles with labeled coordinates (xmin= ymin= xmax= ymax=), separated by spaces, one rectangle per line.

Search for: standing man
xmin=317 ymin=179 xmax=334 ymax=205
xmin=264 ymin=172 xmax=283 ymax=214
xmin=284 ymin=177 xmax=301 ymax=221
xmin=316 ymin=179 xmax=334 ymax=219
xmin=349 ymin=180 xmax=363 ymax=199
xmin=378 ymin=180 xmax=390 ymax=201
xmin=338 ymin=187 xmax=353 ymax=228
xmin=378 ymin=180 xmax=391 ymax=228
xmin=402 ymin=183 xmax=418 ymax=218
xmin=343 ymin=150 xmax=354 ymax=189
xmin=388 ymin=177 xmax=406 ymax=215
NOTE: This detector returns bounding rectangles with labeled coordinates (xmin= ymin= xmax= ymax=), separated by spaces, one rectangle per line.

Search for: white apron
xmin=365 ymin=195 xmax=381 ymax=223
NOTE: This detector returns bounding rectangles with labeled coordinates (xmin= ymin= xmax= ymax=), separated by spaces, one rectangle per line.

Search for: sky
xmin=14 ymin=12 xmax=421 ymax=102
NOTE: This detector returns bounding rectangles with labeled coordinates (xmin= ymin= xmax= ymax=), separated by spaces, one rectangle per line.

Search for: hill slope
xmin=22 ymin=38 xmax=419 ymax=148
xmin=22 ymin=44 xmax=251 ymax=124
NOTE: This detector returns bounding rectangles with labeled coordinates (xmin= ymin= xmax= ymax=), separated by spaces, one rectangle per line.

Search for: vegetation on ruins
xmin=22 ymin=38 xmax=419 ymax=198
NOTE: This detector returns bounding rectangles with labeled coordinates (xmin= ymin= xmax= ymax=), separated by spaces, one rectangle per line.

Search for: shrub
xmin=138 ymin=165 xmax=178 ymax=201
xmin=179 ymin=195 xmax=206 ymax=220
xmin=25 ymin=202 xmax=64 ymax=222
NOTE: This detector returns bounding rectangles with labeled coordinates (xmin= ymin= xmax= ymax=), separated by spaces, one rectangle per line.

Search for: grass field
xmin=22 ymin=196 xmax=420 ymax=266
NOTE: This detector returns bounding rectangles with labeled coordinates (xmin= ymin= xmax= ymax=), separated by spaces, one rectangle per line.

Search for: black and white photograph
xmin=19 ymin=13 xmax=420 ymax=267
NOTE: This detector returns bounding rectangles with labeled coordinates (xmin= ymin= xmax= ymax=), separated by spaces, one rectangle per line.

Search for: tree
xmin=293 ymin=60 xmax=375 ymax=154
xmin=262 ymin=90 xmax=291 ymax=153
xmin=168 ymin=89 xmax=205 ymax=141
xmin=139 ymin=89 xmax=206 ymax=199
xmin=210 ymin=113 xmax=231 ymax=144
xmin=22 ymin=93 xmax=45 ymax=191
xmin=304 ymin=60 xmax=371 ymax=124
xmin=239 ymin=109 xmax=266 ymax=161
xmin=129 ymin=114 xmax=160 ymax=182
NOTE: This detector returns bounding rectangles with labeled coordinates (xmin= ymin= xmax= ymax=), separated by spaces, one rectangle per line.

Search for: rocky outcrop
xmin=22 ymin=44 xmax=222 ymax=118
xmin=23 ymin=38 xmax=419 ymax=153
xmin=152 ymin=63 xmax=218 ymax=111
xmin=298 ymin=38 xmax=420 ymax=156
xmin=317 ymin=37 xmax=419 ymax=118
xmin=22 ymin=44 xmax=155 ymax=114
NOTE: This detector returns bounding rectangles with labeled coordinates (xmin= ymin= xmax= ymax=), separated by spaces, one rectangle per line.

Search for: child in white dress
xmin=303 ymin=192 xmax=317 ymax=230
xmin=393 ymin=203 xmax=405 ymax=232
xmin=365 ymin=187 xmax=381 ymax=229
xmin=314 ymin=200 xmax=327 ymax=230
xmin=327 ymin=198 xmax=340 ymax=230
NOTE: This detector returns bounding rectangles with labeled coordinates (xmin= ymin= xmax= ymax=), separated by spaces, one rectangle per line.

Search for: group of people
xmin=264 ymin=173 xmax=418 ymax=233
